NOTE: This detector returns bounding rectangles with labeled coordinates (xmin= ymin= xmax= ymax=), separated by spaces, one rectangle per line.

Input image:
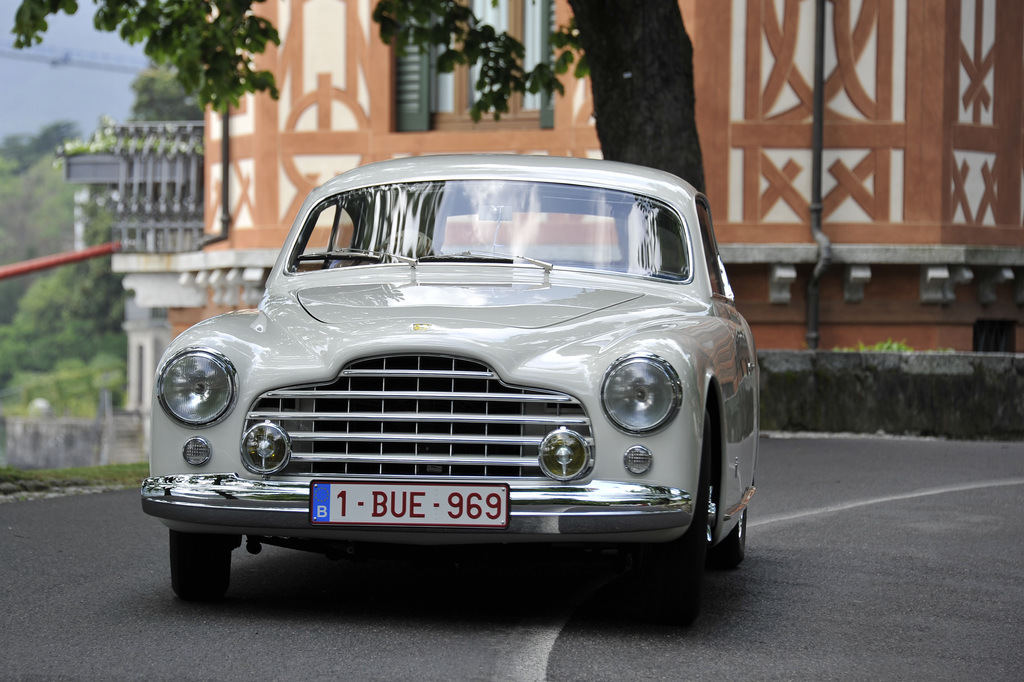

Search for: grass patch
xmin=834 ymin=338 xmax=915 ymax=352
xmin=0 ymin=461 xmax=149 ymax=489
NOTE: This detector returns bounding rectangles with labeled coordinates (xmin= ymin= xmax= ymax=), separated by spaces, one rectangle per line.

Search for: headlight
xmin=241 ymin=422 xmax=291 ymax=475
xmin=157 ymin=349 xmax=237 ymax=426
xmin=601 ymin=353 xmax=681 ymax=434
xmin=538 ymin=428 xmax=592 ymax=481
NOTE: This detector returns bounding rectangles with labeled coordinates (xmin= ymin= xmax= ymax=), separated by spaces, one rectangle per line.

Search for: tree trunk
xmin=567 ymin=0 xmax=704 ymax=192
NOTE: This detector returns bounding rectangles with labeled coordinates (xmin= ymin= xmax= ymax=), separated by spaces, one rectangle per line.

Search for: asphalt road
xmin=1 ymin=435 xmax=1022 ymax=681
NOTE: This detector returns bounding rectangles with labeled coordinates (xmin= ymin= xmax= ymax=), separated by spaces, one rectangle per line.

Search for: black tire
xmin=707 ymin=505 xmax=747 ymax=569
xmin=169 ymin=530 xmax=239 ymax=601
xmin=636 ymin=411 xmax=712 ymax=626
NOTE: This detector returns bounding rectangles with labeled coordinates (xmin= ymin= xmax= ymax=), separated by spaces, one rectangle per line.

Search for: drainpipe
xmin=806 ymin=0 xmax=831 ymax=350
xmin=204 ymin=111 xmax=231 ymax=246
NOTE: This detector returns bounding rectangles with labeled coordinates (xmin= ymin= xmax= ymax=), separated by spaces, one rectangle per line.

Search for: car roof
xmin=309 ymin=154 xmax=701 ymax=207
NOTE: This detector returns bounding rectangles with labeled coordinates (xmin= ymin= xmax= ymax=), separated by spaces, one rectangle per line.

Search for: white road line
xmin=750 ymin=477 xmax=1024 ymax=528
xmin=491 ymin=574 xmax=615 ymax=682
xmin=492 ymin=477 xmax=1024 ymax=680
xmin=494 ymin=617 xmax=566 ymax=682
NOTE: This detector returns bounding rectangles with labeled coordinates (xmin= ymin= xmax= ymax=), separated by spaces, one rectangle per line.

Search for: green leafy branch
xmin=12 ymin=0 xmax=280 ymax=112
xmin=373 ymin=0 xmax=585 ymax=121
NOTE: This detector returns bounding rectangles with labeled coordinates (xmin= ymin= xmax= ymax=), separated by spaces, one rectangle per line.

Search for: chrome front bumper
xmin=141 ymin=474 xmax=694 ymax=541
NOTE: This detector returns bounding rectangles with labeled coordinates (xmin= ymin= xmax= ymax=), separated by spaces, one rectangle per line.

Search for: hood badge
xmin=412 ymin=323 xmax=433 ymax=331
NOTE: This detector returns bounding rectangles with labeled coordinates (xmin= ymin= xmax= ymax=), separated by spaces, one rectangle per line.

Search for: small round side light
xmin=623 ymin=445 xmax=653 ymax=475
xmin=182 ymin=437 xmax=212 ymax=466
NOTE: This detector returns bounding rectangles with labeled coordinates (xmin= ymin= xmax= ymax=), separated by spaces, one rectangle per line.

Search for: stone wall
xmin=759 ymin=351 xmax=1024 ymax=440
xmin=4 ymin=417 xmax=103 ymax=470
xmin=1 ymin=412 xmax=145 ymax=470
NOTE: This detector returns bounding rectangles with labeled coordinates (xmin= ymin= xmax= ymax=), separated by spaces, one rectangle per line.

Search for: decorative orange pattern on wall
xmin=731 ymin=0 xmax=901 ymax=230
xmin=949 ymin=0 xmax=1022 ymax=229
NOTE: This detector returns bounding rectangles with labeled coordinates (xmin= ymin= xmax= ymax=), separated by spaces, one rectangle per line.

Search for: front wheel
xmin=635 ymin=411 xmax=712 ymax=626
xmin=707 ymin=505 xmax=747 ymax=569
xmin=169 ymin=530 xmax=239 ymax=601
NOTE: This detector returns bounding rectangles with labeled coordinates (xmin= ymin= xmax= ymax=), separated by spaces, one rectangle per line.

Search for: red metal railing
xmin=0 ymin=242 xmax=121 ymax=281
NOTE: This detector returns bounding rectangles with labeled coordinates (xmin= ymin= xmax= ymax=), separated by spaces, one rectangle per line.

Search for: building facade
xmin=115 ymin=0 xmax=1024 ymax=363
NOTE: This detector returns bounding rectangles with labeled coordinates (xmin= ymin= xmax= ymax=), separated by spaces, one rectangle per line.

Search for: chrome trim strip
xmin=260 ymin=390 xmax=575 ymax=403
xmin=141 ymin=474 xmax=693 ymax=535
xmin=289 ymin=453 xmax=539 ymax=467
xmin=247 ymin=411 xmax=590 ymax=426
xmin=722 ymin=485 xmax=756 ymax=521
xmin=342 ymin=369 xmax=495 ymax=379
xmin=287 ymin=431 xmax=582 ymax=446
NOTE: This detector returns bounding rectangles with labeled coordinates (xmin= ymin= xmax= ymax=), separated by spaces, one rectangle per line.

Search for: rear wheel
xmin=636 ymin=411 xmax=712 ymax=626
xmin=169 ymin=530 xmax=239 ymax=601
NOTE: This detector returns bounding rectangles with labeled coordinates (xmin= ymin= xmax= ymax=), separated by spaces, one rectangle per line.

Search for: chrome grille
xmin=245 ymin=355 xmax=592 ymax=479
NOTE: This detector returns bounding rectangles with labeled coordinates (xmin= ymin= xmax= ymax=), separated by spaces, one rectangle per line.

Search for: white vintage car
xmin=142 ymin=154 xmax=759 ymax=624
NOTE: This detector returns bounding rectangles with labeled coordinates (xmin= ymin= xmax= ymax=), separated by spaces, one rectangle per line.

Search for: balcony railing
xmin=63 ymin=122 xmax=205 ymax=254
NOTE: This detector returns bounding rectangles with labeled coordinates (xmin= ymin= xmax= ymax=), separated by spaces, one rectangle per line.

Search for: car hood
xmin=167 ymin=272 xmax=716 ymax=417
xmin=296 ymin=281 xmax=644 ymax=329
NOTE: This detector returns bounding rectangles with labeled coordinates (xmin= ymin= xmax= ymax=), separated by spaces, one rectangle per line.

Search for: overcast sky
xmin=0 ymin=0 xmax=148 ymax=140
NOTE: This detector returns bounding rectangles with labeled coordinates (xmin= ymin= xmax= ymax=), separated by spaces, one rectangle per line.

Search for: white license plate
xmin=310 ymin=481 xmax=509 ymax=528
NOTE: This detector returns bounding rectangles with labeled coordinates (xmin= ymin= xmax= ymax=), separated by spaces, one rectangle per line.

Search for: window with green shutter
xmin=396 ymin=45 xmax=430 ymax=132
xmin=394 ymin=0 xmax=554 ymax=132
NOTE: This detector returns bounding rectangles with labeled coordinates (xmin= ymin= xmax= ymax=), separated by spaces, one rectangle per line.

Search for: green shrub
xmin=834 ymin=338 xmax=915 ymax=352
xmin=4 ymin=354 xmax=125 ymax=417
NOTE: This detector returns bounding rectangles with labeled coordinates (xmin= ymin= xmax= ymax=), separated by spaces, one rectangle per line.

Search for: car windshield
xmin=289 ymin=179 xmax=689 ymax=280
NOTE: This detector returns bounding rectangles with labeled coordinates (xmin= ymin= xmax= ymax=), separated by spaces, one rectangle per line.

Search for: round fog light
xmin=241 ymin=422 xmax=291 ymax=475
xmin=182 ymin=437 xmax=212 ymax=466
xmin=623 ymin=445 xmax=653 ymax=474
xmin=538 ymin=428 xmax=592 ymax=481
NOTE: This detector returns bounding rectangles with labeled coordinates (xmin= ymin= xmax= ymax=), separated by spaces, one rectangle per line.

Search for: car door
xmin=694 ymin=196 xmax=758 ymax=510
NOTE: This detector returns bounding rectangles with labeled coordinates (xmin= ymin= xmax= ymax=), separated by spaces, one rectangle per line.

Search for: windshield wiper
xmin=417 ymin=251 xmax=553 ymax=272
xmin=418 ymin=252 xmax=513 ymax=264
xmin=516 ymin=255 xmax=553 ymax=272
xmin=297 ymin=249 xmax=416 ymax=267
xmin=297 ymin=248 xmax=381 ymax=263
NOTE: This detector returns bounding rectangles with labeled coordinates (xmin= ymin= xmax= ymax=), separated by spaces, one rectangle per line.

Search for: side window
xmin=696 ymin=198 xmax=734 ymax=299
xmin=291 ymin=201 xmax=356 ymax=272
xmin=395 ymin=0 xmax=554 ymax=131
xmin=654 ymin=209 xmax=688 ymax=279
xmin=304 ymin=203 xmax=338 ymax=253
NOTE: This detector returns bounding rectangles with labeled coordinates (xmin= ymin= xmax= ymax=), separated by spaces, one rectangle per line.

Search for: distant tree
xmin=0 ymin=121 xmax=80 ymax=174
xmin=0 ymin=151 xmax=79 ymax=325
xmin=130 ymin=65 xmax=203 ymax=122
xmin=0 ymin=196 xmax=125 ymax=390
xmin=9 ymin=353 xmax=126 ymax=418
xmin=0 ymin=155 xmax=76 ymax=261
